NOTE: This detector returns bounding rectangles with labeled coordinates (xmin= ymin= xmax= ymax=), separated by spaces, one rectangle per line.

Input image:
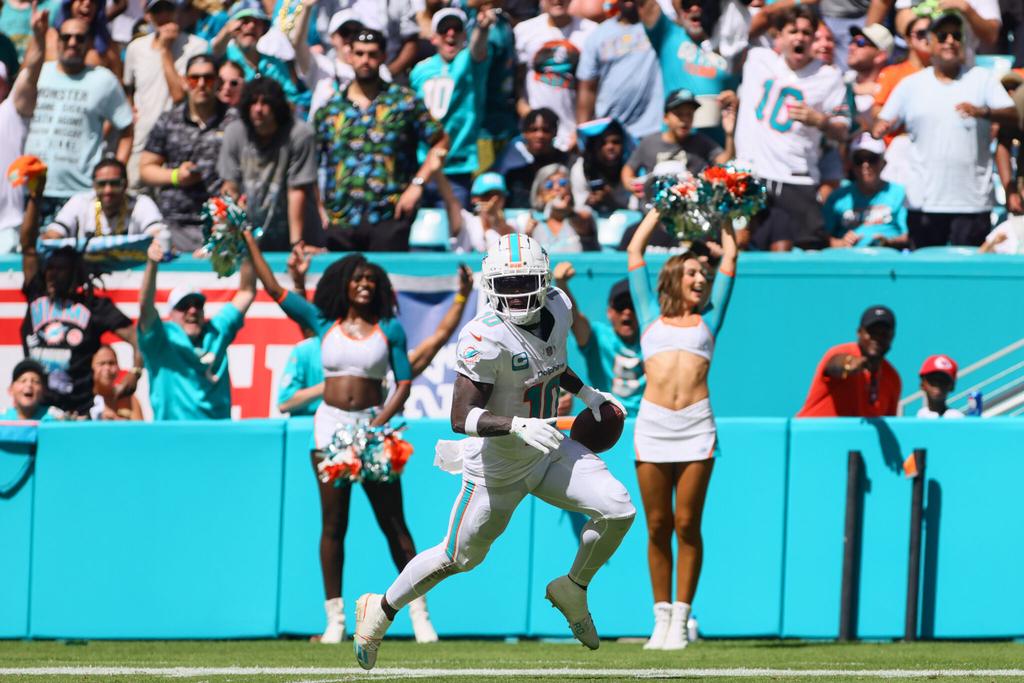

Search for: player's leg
xmin=354 ymin=478 xmax=526 ymax=670
xmin=667 ymin=458 xmax=715 ymax=650
xmin=635 ymin=460 xmax=677 ymax=649
xmin=531 ymin=440 xmax=637 ymax=649
xmin=310 ymin=452 xmax=354 ymax=643
xmin=362 ymin=478 xmax=438 ymax=643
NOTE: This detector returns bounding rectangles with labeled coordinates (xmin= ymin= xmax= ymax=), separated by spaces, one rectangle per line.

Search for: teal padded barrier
xmin=0 ymin=426 xmax=36 ymax=638
xmin=29 ymin=421 xmax=286 ymax=638
xmin=782 ymin=418 xmax=1024 ymax=640
xmin=527 ymin=419 xmax=789 ymax=638
xmin=276 ymin=419 xmax=533 ymax=637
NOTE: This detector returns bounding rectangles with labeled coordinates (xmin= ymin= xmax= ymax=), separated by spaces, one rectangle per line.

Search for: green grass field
xmin=1 ymin=639 xmax=1023 ymax=682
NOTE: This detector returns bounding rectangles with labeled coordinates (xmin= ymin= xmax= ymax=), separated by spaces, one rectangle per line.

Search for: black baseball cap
xmin=860 ymin=305 xmax=895 ymax=330
xmin=608 ymin=279 xmax=633 ymax=309
xmin=664 ymin=88 xmax=698 ymax=113
xmin=12 ymin=359 xmax=46 ymax=383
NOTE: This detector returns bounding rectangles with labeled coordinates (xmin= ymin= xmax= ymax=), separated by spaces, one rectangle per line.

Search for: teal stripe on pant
xmin=445 ymin=481 xmax=476 ymax=561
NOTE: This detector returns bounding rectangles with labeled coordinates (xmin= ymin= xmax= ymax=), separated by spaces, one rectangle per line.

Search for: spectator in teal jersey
xmin=210 ymin=1 xmax=310 ymax=112
xmin=460 ymin=0 xmax=518 ymax=172
xmin=824 ymin=133 xmax=909 ymax=249
xmin=137 ymin=240 xmax=257 ymax=420
xmin=3 ymin=359 xmax=54 ymax=420
xmin=554 ymin=264 xmax=644 ymax=415
xmin=410 ymin=7 xmax=493 ymax=209
xmin=0 ymin=0 xmax=32 ymax=61
xmin=277 ymin=246 xmax=475 ymax=416
xmin=638 ymin=0 xmax=734 ymax=133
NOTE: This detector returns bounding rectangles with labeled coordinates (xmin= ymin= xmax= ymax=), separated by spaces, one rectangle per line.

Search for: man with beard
xmin=23 ymin=17 xmax=133 ymax=224
xmin=797 ymin=305 xmax=901 ymax=418
xmin=314 ymin=26 xmax=448 ymax=252
xmin=729 ymin=5 xmax=849 ymax=251
xmin=576 ymin=0 xmax=664 ymax=140
xmin=410 ymin=7 xmax=493 ymax=208
xmin=137 ymin=239 xmax=256 ymax=420
xmin=638 ymin=0 xmax=732 ymax=135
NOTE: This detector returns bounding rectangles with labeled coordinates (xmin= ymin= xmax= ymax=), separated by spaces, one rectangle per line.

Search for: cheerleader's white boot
xmin=662 ymin=601 xmax=691 ymax=650
xmin=643 ymin=602 xmax=672 ymax=650
xmin=320 ymin=597 xmax=346 ymax=643
xmin=408 ymin=595 xmax=439 ymax=643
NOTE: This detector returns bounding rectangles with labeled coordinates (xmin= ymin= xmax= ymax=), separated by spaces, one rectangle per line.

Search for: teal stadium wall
xmin=2 ymin=417 xmax=1024 ymax=640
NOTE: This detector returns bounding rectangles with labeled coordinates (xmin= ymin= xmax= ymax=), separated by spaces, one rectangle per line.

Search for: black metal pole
xmin=905 ymin=448 xmax=927 ymax=642
xmin=839 ymin=450 xmax=864 ymax=641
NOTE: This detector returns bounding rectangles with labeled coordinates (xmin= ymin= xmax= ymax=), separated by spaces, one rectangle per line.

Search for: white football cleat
xmin=408 ymin=596 xmax=439 ymax=643
xmin=662 ymin=602 xmax=690 ymax=650
xmin=545 ymin=576 xmax=599 ymax=650
xmin=643 ymin=602 xmax=671 ymax=650
xmin=353 ymin=593 xmax=392 ymax=670
xmin=319 ymin=597 xmax=346 ymax=644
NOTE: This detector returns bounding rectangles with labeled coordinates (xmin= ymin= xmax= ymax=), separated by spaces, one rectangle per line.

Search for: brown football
xmin=570 ymin=402 xmax=625 ymax=453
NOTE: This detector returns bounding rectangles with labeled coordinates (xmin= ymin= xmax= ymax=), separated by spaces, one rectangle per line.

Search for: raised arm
xmin=469 ymin=7 xmax=494 ymax=63
xmin=408 ymin=264 xmax=473 ymax=377
xmin=552 ymin=261 xmax=593 ymax=348
xmin=139 ymin=240 xmax=164 ymax=332
xmin=241 ymin=229 xmax=287 ymax=301
xmin=13 ymin=1 xmax=47 ymax=118
xmin=230 ymin=258 xmax=257 ymax=315
xmin=20 ymin=172 xmax=46 ymax=285
xmin=637 ymin=0 xmax=661 ymax=29
xmin=289 ymin=0 xmax=318 ymax=78
xmin=626 ymin=207 xmax=660 ymax=269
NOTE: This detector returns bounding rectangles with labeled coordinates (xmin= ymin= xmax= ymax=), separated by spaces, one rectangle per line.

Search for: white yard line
xmin=2 ymin=668 xmax=1024 ymax=679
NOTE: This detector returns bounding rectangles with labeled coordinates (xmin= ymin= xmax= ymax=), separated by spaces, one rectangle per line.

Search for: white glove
xmin=510 ymin=416 xmax=565 ymax=454
xmin=577 ymin=385 xmax=628 ymax=421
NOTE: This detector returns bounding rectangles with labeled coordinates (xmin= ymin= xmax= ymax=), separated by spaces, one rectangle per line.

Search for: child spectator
xmin=917 ymin=354 xmax=964 ymax=418
xmin=3 ymin=359 xmax=52 ymax=420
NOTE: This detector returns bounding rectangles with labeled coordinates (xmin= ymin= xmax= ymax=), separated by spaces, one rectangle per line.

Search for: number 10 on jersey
xmin=523 ymin=377 xmax=560 ymax=419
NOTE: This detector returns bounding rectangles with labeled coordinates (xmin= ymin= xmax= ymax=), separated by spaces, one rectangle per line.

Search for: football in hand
xmin=570 ymin=402 xmax=625 ymax=454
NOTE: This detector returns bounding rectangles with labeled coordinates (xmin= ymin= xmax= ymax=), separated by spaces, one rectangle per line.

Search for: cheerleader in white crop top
xmin=625 ymin=207 xmax=738 ymax=651
xmin=242 ymin=236 xmax=439 ymax=646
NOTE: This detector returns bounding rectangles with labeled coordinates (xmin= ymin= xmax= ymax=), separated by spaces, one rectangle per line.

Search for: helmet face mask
xmin=481 ymin=235 xmax=550 ymax=326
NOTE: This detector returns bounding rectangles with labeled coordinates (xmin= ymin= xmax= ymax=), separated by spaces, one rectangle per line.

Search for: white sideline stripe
xmin=2 ymin=668 xmax=1024 ymax=678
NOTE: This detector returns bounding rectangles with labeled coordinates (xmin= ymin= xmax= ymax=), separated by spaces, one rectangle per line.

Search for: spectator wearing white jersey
xmin=730 ymin=5 xmax=850 ymax=251
xmin=874 ymin=11 xmax=1015 ymax=248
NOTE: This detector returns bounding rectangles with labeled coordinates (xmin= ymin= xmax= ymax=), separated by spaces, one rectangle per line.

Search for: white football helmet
xmin=481 ymin=234 xmax=551 ymax=326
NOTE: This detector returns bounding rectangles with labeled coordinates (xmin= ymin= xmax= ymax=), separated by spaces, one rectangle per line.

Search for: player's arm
xmin=451 ymin=374 xmax=565 ymax=453
xmin=451 ymin=374 xmax=509 ymax=436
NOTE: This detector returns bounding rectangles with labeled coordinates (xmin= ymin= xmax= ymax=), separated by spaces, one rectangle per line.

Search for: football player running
xmin=353 ymin=234 xmax=636 ymax=670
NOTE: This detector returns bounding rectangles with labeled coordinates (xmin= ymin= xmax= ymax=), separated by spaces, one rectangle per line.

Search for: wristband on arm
xmin=465 ymin=406 xmax=488 ymax=437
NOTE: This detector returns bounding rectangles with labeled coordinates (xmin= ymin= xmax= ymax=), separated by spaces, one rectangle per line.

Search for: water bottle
xmin=687 ymin=615 xmax=699 ymax=643
xmin=967 ymin=391 xmax=983 ymax=416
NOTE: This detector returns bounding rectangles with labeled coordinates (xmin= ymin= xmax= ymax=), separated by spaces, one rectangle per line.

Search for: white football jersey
xmin=735 ymin=47 xmax=849 ymax=185
xmin=454 ymin=287 xmax=573 ymax=486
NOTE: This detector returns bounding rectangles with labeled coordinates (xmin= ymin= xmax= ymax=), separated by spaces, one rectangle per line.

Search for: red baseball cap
xmin=919 ymin=354 xmax=958 ymax=380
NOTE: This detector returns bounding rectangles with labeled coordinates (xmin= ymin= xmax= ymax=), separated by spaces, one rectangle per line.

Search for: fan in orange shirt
xmin=872 ymin=15 xmax=932 ymax=144
xmin=797 ymin=305 xmax=902 ymax=418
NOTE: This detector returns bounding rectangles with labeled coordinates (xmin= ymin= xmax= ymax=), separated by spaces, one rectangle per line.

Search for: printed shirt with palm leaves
xmin=314 ymin=81 xmax=442 ymax=226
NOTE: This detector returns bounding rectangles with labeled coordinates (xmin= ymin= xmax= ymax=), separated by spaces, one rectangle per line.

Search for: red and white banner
xmin=1 ymin=269 xmax=475 ymax=419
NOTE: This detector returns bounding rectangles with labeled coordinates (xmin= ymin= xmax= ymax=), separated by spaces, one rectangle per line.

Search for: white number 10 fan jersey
xmin=454 ymin=287 xmax=573 ymax=486
xmin=735 ymin=47 xmax=849 ymax=185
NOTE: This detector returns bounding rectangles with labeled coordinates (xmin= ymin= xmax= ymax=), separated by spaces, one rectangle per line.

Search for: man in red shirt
xmin=797 ymin=306 xmax=902 ymax=417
